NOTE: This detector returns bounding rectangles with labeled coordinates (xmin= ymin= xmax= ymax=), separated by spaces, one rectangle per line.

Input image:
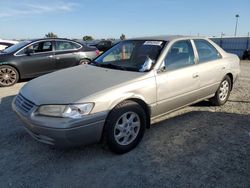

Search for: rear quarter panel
xmin=78 ymin=51 xmax=97 ymax=61
xmin=224 ymin=53 xmax=240 ymax=82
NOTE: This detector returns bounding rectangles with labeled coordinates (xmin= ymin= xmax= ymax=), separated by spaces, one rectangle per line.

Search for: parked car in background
xmin=0 ymin=38 xmax=99 ymax=87
xmin=0 ymin=39 xmax=19 ymax=51
xmin=91 ymin=40 xmax=113 ymax=52
xmin=12 ymin=36 xmax=240 ymax=154
xmin=242 ymin=49 xmax=250 ymax=60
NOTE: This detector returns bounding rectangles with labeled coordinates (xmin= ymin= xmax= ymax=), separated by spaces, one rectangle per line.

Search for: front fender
xmin=107 ymin=92 xmax=147 ymax=110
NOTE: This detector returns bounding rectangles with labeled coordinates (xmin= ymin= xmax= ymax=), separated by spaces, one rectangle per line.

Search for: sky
xmin=0 ymin=0 xmax=249 ymax=40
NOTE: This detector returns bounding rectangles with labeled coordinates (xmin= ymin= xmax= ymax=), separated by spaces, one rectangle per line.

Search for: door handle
xmin=47 ymin=55 xmax=54 ymax=58
xmin=192 ymin=73 xmax=199 ymax=78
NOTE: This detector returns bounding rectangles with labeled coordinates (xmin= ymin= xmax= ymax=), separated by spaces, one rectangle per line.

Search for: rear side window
xmin=164 ymin=40 xmax=195 ymax=70
xmin=55 ymin=41 xmax=81 ymax=51
xmin=194 ymin=40 xmax=221 ymax=63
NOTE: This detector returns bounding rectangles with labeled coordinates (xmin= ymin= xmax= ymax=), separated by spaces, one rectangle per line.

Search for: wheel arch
xmin=79 ymin=58 xmax=92 ymax=65
xmin=107 ymin=97 xmax=151 ymax=129
xmin=128 ymin=98 xmax=151 ymax=129
xmin=226 ymin=73 xmax=233 ymax=90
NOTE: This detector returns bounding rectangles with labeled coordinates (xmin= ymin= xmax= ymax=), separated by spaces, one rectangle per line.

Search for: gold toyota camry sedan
xmin=12 ymin=36 xmax=240 ymax=154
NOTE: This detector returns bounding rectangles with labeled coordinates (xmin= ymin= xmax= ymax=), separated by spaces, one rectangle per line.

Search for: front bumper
xmin=12 ymin=99 xmax=107 ymax=148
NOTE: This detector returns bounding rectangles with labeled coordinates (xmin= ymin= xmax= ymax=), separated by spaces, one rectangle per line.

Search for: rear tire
xmin=0 ymin=65 xmax=19 ymax=87
xmin=103 ymin=100 xmax=146 ymax=154
xmin=209 ymin=75 xmax=231 ymax=106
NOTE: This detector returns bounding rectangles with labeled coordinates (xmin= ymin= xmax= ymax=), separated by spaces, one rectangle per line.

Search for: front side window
xmin=94 ymin=40 xmax=165 ymax=72
xmin=164 ymin=40 xmax=195 ymax=70
xmin=16 ymin=41 xmax=52 ymax=55
xmin=194 ymin=39 xmax=221 ymax=63
xmin=31 ymin=41 xmax=52 ymax=53
xmin=55 ymin=41 xmax=81 ymax=51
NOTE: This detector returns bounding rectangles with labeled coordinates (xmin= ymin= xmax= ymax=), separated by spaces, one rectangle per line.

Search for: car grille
xmin=15 ymin=94 xmax=35 ymax=113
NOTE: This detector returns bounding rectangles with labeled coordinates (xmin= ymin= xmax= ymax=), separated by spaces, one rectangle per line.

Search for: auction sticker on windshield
xmin=143 ymin=41 xmax=163 ymax=46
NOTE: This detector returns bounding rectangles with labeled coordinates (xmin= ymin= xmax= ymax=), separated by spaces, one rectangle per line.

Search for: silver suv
xmin=13 ymin=36 xmax=240 ymax=154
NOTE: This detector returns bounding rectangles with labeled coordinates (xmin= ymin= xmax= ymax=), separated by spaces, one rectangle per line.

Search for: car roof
xmin=128 ymin=35 xmax=208 ymax=41
xmin=21 ymin=38 xmax=75 ymax=42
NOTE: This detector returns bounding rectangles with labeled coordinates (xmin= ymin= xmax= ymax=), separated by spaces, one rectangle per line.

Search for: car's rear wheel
xmin=79 ymin=59 xmax=90 ymax=65
xmin=103 ymin=100 xmax=146 ymax=154
xmin=0 ymin=65 xmax=19 ymax=87
xmin=210 ymin=75 xmax=231 ymax=106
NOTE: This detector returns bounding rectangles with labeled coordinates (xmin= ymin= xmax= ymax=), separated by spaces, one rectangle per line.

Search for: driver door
xmin=18 ymin=41 xmax=56 ymax=78
xmin=155 ymin=40 xmax=200 ymax=115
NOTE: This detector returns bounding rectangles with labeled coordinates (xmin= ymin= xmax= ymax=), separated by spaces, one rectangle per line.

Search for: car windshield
xmin=3 ymin=41 xmax=31 ymax=53
xmin=93 ymin=40 xmax=166 ymax=72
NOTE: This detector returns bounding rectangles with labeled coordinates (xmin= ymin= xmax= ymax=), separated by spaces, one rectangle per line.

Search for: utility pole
xmin=234 ymin=14 xmax=240 ymax=37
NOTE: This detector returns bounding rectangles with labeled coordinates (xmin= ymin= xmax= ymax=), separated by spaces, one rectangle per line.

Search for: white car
xmin=0 ymin=39 xmax=19 ymax=51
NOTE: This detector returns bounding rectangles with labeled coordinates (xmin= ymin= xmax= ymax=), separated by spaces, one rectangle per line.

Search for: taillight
xmin=95 ymin=50 xmax=100 ymax=56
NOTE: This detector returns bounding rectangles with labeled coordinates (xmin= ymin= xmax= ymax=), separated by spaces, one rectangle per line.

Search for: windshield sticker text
xmin=143 ymin=41 xmax=163 ymax=46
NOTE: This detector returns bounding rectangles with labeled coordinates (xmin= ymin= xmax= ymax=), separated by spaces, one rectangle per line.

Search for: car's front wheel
xmin=103 ymin=100 xmax=146 ymax=154
xmin=210 ymin=75 xmax=231 ymax=106
xmin=0 ymin=65 xmax=19 ymax=87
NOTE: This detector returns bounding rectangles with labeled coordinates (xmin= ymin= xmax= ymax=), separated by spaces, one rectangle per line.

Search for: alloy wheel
xmin=114 ymin=111 xmax=141 ymax=146
xmin=219 ymin=80 xmax=229 ymax=101
xmin=0 ymin=67 xmax=17 ymax=86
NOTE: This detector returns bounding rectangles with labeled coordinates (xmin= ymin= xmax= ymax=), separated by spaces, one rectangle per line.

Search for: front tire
xmin=210 ymin=75 xmax=231 ymax=106
xmin=0 ymin=65 xmax=19 ymax=87
xmin=103 ymin=100 xmax=146 ymax=154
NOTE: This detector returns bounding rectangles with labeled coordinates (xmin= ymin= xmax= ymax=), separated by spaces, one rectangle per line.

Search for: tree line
xmin=44 ymin=32 xmax=126 ymax=40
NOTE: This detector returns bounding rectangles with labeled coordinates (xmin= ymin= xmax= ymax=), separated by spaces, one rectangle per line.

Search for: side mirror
xmin=157 ymin=66 xmax=166 ymax=73
xmin=157 ymin=61 xmax=167 ymax=73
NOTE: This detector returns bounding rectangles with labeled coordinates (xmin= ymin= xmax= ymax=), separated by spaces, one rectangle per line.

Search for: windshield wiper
xmin=98 ymin=63 xmax=127 ymax=71
xmin=89 ymin=62 xmax=138 ymax=72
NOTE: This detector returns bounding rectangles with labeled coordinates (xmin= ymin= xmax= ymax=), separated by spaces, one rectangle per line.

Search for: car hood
xmin=20 ymin=65 xmax=146 ymax=105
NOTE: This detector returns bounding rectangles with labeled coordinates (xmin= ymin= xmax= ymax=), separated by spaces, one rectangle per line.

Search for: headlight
xmin=37 ymin=103 xmax=94 ymax=119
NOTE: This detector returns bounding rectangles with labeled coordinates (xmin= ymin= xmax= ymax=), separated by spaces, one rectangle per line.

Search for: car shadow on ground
xmin=191 ymin=100 xmax=212 ymax=107
xmin=0 ymin=95 xmax=250 ymax=187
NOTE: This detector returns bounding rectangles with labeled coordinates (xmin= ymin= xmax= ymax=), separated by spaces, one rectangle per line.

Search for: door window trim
xmin=193 ymin=39 xmax=222 ymax=63
xmin=14 ymin=39 xmax=82 ymax=56
xmin=14 ymin=40 xmax=54 ymax=56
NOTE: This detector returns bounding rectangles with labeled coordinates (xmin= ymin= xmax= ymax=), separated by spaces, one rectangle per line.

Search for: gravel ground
xmin=0 ymin=61 xmax=250 ymax=188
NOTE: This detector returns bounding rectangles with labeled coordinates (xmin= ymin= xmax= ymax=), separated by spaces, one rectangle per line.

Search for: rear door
xmin=16 ymin=40 xmax=56 ymax=78
xmin=155 ymin=40 xmax=200 ymax=115
xmin=54 ymin=40 xmax=82 ymax=69
xmin=192 ymin=39 xmax=226 ymax=99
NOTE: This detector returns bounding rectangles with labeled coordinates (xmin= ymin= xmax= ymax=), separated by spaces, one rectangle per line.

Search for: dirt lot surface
xmin=0 ymin=61 xmax=250 ymax=188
